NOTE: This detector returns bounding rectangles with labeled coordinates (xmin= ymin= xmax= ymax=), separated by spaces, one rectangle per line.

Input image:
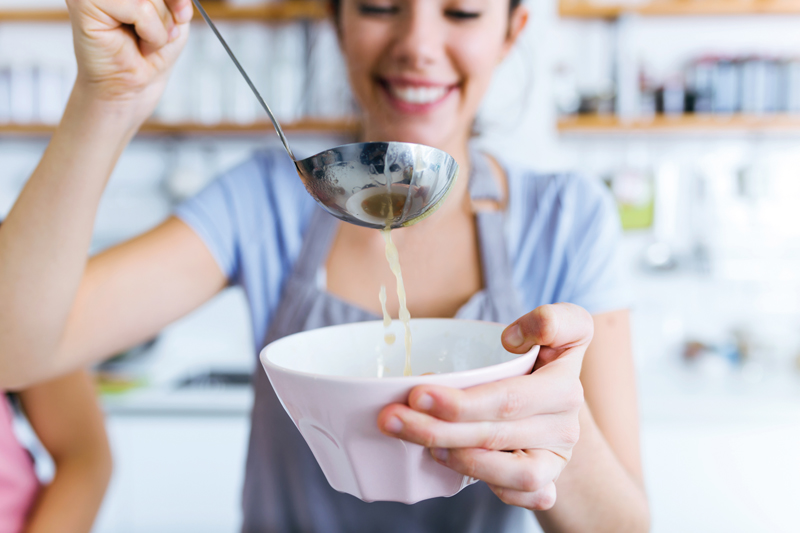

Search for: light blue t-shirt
xmin=175 ymin=148 xmax=628 ymax=349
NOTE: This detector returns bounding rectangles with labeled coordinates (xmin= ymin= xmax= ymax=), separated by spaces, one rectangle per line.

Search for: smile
xmin=379 ymin=79 xmax=457 ymax=111
xmin=389 ymin=85 xmax=449 ymax=104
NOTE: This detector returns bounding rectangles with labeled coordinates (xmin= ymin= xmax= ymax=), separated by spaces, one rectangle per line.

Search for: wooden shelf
xmin=200 ymin=0 xmax=327 ymax=21
xmin=560 ymin=2 xmax=624 ymax=18
xmin=0 ymin=1 xmax=327 ymax=23
xmin=0 ymin=118 xmax=359 ymax=137
xmin=558 ymin=114 xmax=800 ymax=133
xmin=560 ymin=1 xmax=800 ymax=19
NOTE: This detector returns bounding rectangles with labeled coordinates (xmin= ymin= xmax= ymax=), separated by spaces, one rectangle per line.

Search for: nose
xmin=390 ymin=3 xmax=446 ymax=70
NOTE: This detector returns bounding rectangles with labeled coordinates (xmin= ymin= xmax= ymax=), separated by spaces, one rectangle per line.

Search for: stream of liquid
xmin=378 ymin=285 xmax=396 ymax=345
xmin=381 ymin=227 xmax=412 ymax=377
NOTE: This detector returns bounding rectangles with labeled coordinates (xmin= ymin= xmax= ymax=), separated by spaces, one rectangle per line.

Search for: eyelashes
xmin=444 ymin=10 xmax=482 ymax=20
xmin=357 ymin=3 xmax=482 ymax=20
xmin=358 ymin=3 xmax=400 ymax=15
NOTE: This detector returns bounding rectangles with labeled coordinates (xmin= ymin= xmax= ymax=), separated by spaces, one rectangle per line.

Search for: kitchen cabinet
xmin=94 ymin=395 xmax=252 ymax=533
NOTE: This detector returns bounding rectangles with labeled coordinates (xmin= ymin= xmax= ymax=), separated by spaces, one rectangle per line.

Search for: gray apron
xmin=242 ymin=152 xmax=527 ymax=533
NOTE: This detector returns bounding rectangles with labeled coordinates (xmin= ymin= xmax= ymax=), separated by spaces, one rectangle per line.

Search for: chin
xmin=366 ymin=118 xmax=461 ymax=149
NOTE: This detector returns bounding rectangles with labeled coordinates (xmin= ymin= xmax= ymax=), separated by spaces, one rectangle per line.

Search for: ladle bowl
xmin=295 ymin=141 xmax=459 ymax=229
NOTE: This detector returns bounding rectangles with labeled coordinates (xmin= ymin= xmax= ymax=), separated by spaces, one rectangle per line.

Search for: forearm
xmin=24 ymin=453 xmax=112 ymax=533
xmin=0 ymin=86 xmax=139 ymax=388
xmin=534 ymin=404 xmax=650 ymax=533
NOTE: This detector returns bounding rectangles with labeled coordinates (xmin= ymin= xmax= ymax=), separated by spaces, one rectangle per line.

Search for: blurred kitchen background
xmin=1 ymin=0 xmax=799 ymax=532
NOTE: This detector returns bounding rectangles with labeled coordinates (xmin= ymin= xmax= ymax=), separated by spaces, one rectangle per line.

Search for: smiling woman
xmin=0 ymin=0 xmax=648 ymax=532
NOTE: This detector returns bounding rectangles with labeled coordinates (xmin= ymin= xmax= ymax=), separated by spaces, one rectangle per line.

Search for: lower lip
xmin=380 ymin=83 xmax=457 ymax=114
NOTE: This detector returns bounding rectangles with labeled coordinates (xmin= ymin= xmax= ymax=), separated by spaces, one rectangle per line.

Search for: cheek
xmin=340 ymin=24 xmax=386 ymax=94
xmin=453 ymin=39 xmax=506 ymax=105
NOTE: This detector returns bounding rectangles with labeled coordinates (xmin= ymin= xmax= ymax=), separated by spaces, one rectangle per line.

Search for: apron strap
xmin=288 ymin=208 xmax=340 ymax=284
xmin=468 ymin=150 xmax=519 ymax=301
xmin=468 ymin=148 xmax=503 ymax=202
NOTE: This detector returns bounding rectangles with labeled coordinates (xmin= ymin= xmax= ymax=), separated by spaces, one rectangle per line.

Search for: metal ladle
xmin=191 ymin=0 xmax=459 ymax=229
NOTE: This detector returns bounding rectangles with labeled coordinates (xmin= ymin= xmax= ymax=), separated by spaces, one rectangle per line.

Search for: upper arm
xmin=18 ymin=370 xmax=109 ymax=462
xmin=565 ymin=180 xmax=628 ymax=315
xmin=581 ymin=309 xmax=643 ymax=484
xmin=53 ymin=216 xmax=227 ymax=380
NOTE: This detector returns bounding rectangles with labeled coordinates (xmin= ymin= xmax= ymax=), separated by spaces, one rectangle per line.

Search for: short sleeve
xmin=172 ymin=149 xmax=317 ymax=347
xmin=174 ymin=159 xmax=261 ymax=282
xmin=507 ymin=166 xmax=630 ymax=317
xmin=562 ymin=178 xmax=630 ymax=314
xmin=175 ymin=177 xmax=237 ymax=282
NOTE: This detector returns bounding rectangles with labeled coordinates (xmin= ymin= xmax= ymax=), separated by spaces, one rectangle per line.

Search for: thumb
xmin=501 ymin=303 xmax=594 ymax=355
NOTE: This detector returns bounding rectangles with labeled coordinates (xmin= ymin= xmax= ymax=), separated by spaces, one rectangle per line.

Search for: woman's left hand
xmin=377 ymin=303 xmax=593 ymax=511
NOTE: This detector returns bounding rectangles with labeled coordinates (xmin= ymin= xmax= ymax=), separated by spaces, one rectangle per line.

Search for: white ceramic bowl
xmin=260 ymin=318 xmax=539 ymax=504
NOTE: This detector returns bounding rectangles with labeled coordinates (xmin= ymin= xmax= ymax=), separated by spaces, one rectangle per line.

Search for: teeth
xmin=390 ymin=85 xmax=448 ymax=104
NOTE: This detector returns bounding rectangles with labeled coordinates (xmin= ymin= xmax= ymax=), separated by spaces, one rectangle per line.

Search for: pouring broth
xmin=381 ymin=228 xmax=413 ymax=377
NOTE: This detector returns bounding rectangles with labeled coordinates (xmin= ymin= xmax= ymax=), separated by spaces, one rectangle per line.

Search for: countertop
xmin=100 ymin=359 xmax=800 ymax=426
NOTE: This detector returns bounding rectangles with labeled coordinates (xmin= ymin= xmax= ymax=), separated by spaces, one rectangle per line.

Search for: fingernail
xmin=415 ymin=393 xmax=434 ymax=411
xmin=384 ymin=416 xmax=403 ymax=434
xmin=503 ymin=324 xmax=524 ymax=348
xmin=168 ymin=25 xmax=180 ymax=41
xmin=431 ymin=448 xmax=449 ymax=463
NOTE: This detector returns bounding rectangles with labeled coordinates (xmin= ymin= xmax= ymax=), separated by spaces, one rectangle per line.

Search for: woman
xmin=1 ymin=371 xmax=112 ymax=533
xmin=0 ymin=0 xmax=649 ymax=531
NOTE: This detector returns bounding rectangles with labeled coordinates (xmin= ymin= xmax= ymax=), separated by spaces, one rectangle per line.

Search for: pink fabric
xmin=0 ymin=393 xmax=39 ymax=533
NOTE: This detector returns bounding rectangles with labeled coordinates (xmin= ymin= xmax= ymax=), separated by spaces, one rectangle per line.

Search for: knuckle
xmin=498 ymin=388 xmax=524 ymax=419
xmin=137 ymin=0 xmax=155 ymax=16
xmin=531 ymin=486 xmax=557 ymax=510
xmin=482 ymin=424 xmax=508 ymax=450
xmin=456 ymin=451 xmax=480 ymax=479
xmin=518 ymin=468 xmax=545 ymax=493
xmin=534 ymin=305 xmax=559 ymax=343
xmin=559 ymin=421 xmax=581 ymax=447
xmin=139 ymin=0 xmax=166 ymax=25
xmin=448 ymin=395 xmax=465 ymax=421
xmin=418 ymin=424 xmax=439 ymax=448
xmin=566 ymin=381 xmax=584 ymax=411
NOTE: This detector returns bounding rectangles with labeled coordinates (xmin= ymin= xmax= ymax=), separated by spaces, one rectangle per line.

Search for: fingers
xmin=432 ymin=448 xmax=565 ymax=495
xmin=378 ymin=404 xmax=580 ymax=452
xmin=489 ymin=481 xmax=558 ymax=511
xmin=407 ymin=371 xmax=584 ymax=422
xmin=165 ymin=0 xmax=194 ymax=24
xmin=501 ymin=302 xmax=594 ymax=356
xmin=90 ymin=0 xmax=184 ymax=50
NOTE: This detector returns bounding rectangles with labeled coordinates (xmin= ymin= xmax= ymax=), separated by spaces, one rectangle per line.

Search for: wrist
xmin=59 ymin=84 xmax=148 ymax=145
xmin=66 ymin=79 xmax=159 ymax=134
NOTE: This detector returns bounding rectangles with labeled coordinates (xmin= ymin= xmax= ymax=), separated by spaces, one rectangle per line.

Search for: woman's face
xmin=338 ymin=0 xmax=527 ymax=150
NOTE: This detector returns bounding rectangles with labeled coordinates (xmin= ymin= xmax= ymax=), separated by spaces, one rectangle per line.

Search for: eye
xmin=444 ymin=9 xmax=481 ymax=20
xmin=358 ymin=3 xmax=400 ymax=16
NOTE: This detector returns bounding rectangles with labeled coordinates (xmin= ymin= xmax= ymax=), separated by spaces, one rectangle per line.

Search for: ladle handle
xmin=190 ymin=0 xmax=296 ymax=161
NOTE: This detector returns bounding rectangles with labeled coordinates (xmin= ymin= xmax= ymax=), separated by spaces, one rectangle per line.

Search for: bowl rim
xmin=259 ymin=318 xmax=539 ymax=384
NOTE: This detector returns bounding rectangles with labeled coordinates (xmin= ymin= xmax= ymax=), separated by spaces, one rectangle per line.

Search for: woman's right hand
xmin=66 ymin=0 xmax=193 ymax=123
